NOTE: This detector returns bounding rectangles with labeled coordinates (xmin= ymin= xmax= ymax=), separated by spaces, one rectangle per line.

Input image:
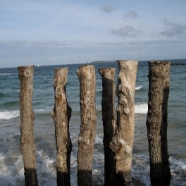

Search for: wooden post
xmin=99 ymin=68 xmax=117 ymax=186
xmin=52 ymin=68 xmax=72 ymax=186
xmin=110 ymin=60 xmax=138 ymax=185
xmin=146 ymin=61 xmax=171 ymax=186
xmin=77 ymin=65 xmax=96 ymax=186
xmin=18 ymin=66 xmax=38 ymax=186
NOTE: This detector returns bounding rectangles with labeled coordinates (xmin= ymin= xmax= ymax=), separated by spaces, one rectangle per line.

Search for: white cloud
xmin=112 ymin=25 xmax=141 ymax=38
xmin=0 ymin=1 xmax=111 ymax=41
xmin=101 ymin=4 xmax=115 ymax=13
xmin=123 ymin=10 xmax=137 ymax=20
xmin=160 ymin=19 xmax=186 ymax=38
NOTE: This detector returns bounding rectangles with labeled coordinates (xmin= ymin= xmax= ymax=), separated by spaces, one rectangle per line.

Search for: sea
xmin=0 ymin=60 xmax=186 ymax=186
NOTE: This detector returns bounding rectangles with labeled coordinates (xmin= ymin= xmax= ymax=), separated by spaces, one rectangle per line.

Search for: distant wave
xmin=76 ymin=103 xmax=148 ymax=114
xmin=0 ymin=73 xmax=11 ymax=76
xmin=0 ymin=103 xmax=148 ymax=120
xmin=97 ymin=86 xmax=142 ymax=92
xmin=34 ymin=108 xmax=52 ymax=114
xmin=135 ymin=103 xmax=148 ymax=114
xmin=135 ymin=86 xmax=143 ymax=91
xmin=0 ymin=108 xmax=53 ymax=120
xmin=0 ymin=111 xmax=19 ymax=120
xmin=95 ymin=103 xmax=148 ymax=114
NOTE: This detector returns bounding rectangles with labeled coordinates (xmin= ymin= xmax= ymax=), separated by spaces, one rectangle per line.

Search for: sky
xmin=0 ymin=0 xmax=186 ymax=67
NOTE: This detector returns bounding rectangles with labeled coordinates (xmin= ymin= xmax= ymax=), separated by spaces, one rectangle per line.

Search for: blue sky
xmin=0 ymin=0 xmax=186 ymax=67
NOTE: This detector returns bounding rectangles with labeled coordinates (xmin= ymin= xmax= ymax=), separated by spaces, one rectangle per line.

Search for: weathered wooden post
xmin=110 ymin=60 xmax=138 ymax=186
xmin=146 ymin=61 xmax=171 ymax=186
xmin=77 ymin=65 xmax=96 ymax=186
xmin=99 ymin=68 xmax=117 ymax=186
xmin=18 ymin=66 xmax=38 ymax=186
xmin=52 ymin=68 xmax=72 ymax=186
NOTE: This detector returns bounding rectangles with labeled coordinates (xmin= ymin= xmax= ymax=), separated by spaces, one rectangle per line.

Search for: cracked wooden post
xmin=77 ymin=65 xmax=96 ymax=186
xmin=18 ymin=66 xmax=38 ymax=186
xmin=110 ymin=60 xmax=138 ymax=186
xmin=52 ymin=68 xmax=72 ymax=186
xmin=146 ymin=61 xmax=171 ymax=186
xmin=99 ymin=68 xmax=117 ymax=186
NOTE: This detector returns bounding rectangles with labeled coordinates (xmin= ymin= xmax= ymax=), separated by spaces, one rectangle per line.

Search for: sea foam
xmin=135 ymin=85 xmax=143 ymax=90
xmin=0 ymin=103 xmax=148 ymax=120
xmin=0 ymin=73 xmax=11 ymax=76
xmin=135 ymin=103 xmax=148 ymax=114
xmin=0 ymin=111 xmax=19 ymax=120
xmin=1 ymin=147 xmax=184 ymax=186
xmin=0 ymin=108 xmax=53 ymax=120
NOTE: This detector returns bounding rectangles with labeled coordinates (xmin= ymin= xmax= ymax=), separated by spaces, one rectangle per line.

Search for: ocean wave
xmin=169 ymin=157 xmax=186 ymax=186
xmin=97 ymin=86 xmax=142 ymax=92
xmin=97 ymin=103 xmax=148 ymax=114
xmin=133 ymin=154 xmax=186 ymax=186
xmin=0 ymin=108 xmax=53 ymax=120
xmin=135 ymin=86 xmax=143 ymax=90
xmin=88 ymin=103 xmax=148 ymax=114
xmin=0 ymin=111 xmax=19 ymax=120
xmin=132 ymin=154 xmax=150 ymax=185
xmin=34 ymin=108 xmax=53 ymax=114
xmin=0 ymin=73 xmax=11 ymax=76
xmin=0 ymin=103 xmax=148 ymax=120
xmin=0 ymin=146 xmax=185 ymax=185
xmin=135 ymin=103 xmax=148 ymax=114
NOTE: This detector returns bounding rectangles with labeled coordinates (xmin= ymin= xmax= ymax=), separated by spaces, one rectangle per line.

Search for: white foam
xmin=135 ymin=103 xmax=148 ymax=114
xmin=36 ymin=150 xmax=56 ymax=186
xmin=34 ymin=108 xmax=52 ymax=114
xmin=169 ymin=157 xmax=186 ymax=186
xmin=0 ymin=136 xmax=185 ymax=185
xmin=0 ymin=111 xmax=19 ymax=120
xmin=135 ymin=85 xmax=143 ymax=90
xmin=96 ymin=105 xmax=102 ymax=111
xmin=0 ymin=73 xmax=11 ymax=76
xmin=97 ymin=103 xmax=148 ymax=114
xmin=0 ymin=152 xmax=24 ymax=186
xmin=132 ymin=155 xmax=186 ymax=186
xmin=0 ymin=108 xmax=53 ymax=120
xmin=0 ymin=103 xmax=148 ymax=120
xmin=132 ymin=154 xmax=150 ymax=185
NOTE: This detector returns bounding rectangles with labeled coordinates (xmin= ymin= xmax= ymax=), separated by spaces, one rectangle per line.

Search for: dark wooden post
xmin=18 ymin=66 xmax=38 ymax=186
xmin=110 ymin=60 xmax=138 ymax=186
xmin=146 ymin=61 xmax=171 ymax=186
xmin=77 ymin=65 xmax=96 ymax=186
xmin=99 ymin=68 xmax=117 ymax=186
xmin=52 ymin=68 xmax=72 ymax=186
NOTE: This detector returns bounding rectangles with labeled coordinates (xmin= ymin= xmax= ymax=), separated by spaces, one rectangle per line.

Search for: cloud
xmin=111 ymin=25 xmax=141 ymax=38
xmin=1 ymin=1 xmax=112 ymax=41
xmin=123 ymin=10 xmax=137 ymax=20
xmin=160 ymin=19 xmax=186 ymax=38
xmin=101 ymin=5 xmax=115 ymax=13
